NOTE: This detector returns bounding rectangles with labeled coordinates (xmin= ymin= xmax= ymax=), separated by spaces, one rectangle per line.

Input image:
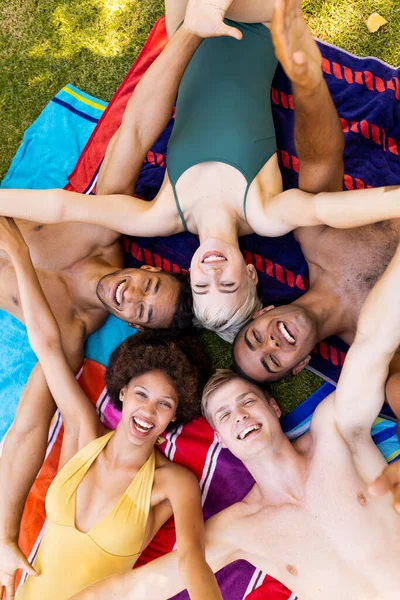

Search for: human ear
xmin=119 ymin=387 xmax=127 ymax=403
xmin=252 ymin=305 xmax=275 ymax=319
xmin=291 ymin=355 xmax=311 ymax=376
xmin=215 ymin=431 xmax=227 ymax=448
xmin=246 ymin=263 xmax=259 ymax=285
xmin=269 ymin=397 xmax=282 ymax=419
xmin=140 ymin=265 xmax=162 ymax=272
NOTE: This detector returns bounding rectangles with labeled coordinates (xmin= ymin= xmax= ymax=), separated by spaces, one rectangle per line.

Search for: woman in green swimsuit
xmin=0 ymin=0 xmax=345 ymax=341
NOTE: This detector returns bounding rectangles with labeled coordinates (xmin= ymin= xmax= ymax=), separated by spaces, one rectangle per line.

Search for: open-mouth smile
xmin=278 ymin=321 xmax=296 ymax=345
xmin=237 ymin=423 xmax=262 ymax=440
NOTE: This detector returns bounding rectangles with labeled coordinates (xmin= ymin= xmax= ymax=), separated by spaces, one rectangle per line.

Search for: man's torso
xmin=0 ymin=219 xmax=122 ymax=345
xmin=295 ymin=220 xmax=400 ymax=343
xmin=215 ymin=399 xmax=400 ymax=599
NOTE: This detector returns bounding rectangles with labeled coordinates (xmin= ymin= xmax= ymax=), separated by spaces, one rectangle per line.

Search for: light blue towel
xmin=0 ymin=85 xmax=132 ymax=440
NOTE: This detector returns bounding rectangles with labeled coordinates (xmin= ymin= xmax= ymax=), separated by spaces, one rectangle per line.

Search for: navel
xmin=33 ymin=224 xmax=44 ymax=232
xmin=286 ymin=564 xmax=298 ymax=576
xmin=12 ymin=295 xmax=19 ymax=306
xmin=357 ymin=492 xmax=367 ymax=507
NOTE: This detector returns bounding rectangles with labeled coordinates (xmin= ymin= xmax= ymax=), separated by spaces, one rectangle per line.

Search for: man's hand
xmin=184 ymin=0 xmax=243 ymax=40
xmin=271 ymin=0 xmax=322 ymax=91
xmin=369 ymin=457 xmax=400 ymax=514
xmin=0 ymin=217 xmax=27 ymax=257
xmin=0 ymin=540 xmax=37 ymax=600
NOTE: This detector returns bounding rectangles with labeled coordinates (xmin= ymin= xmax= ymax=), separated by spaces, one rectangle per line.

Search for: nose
xmin=124 ymin=282 xmax=142 ymax=303
xmin=235 ymin=407 xmax=249 ymax=423
xmin=264 ymin=333 xmax=280 ymax=350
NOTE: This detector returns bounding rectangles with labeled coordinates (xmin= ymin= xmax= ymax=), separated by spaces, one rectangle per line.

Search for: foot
xmin=184 ymin=0 xmax=243 ymax=40
xmin=271 ymin=0 xmax=322 ymax=91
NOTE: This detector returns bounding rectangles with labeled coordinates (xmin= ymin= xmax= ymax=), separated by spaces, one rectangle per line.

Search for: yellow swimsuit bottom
xmin=17 ymin=431 xmax=155 ymax=600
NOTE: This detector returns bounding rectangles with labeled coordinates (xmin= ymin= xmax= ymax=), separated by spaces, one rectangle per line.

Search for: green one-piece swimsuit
xmin=167 ymin=19 xmax=278 ymax=230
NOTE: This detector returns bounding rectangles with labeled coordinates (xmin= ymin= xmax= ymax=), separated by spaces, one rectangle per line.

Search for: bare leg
xmin=271 ymin=0 xmax=344 ymax=193
xmin=165 ymin=0 xmax=276 ymax=38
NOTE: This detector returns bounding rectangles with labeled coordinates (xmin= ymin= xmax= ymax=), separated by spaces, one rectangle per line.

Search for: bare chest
xmin=74 ymin=456 xmax=139 ymax=534
xmin=298 ymin=221 xmax=400 ymax=336
xmin=231 ymin=453 xmax=400 ymax=599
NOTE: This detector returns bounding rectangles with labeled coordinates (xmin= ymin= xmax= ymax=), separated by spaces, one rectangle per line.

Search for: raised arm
xmin=0 ymin=0 xmax=242 ymax=237
xmin=271 ymin=0 xmax=344 ymax=194
xmin=333 ymin=241 xmax=400 ymax=486
xmin=0 ymin=218 xmax=99 ymax=445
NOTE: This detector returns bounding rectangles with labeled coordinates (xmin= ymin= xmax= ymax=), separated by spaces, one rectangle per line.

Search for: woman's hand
xmin=0 ymin=217 xmax=27 ymax=257
xmin=369 ymin=452 xmax=400 ymax=515
xmin=183 ymin=0 xmax=243 ymax=40
xmin=0 ymin=540 xmax=37 ymax=600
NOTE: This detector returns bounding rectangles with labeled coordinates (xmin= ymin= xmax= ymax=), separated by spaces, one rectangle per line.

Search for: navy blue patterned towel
xmin=122 ymin=41 xmax=400 ymax=386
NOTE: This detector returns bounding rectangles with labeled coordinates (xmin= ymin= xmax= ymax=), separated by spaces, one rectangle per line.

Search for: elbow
xmin=177 ymin=543 xmax=206 ymax=573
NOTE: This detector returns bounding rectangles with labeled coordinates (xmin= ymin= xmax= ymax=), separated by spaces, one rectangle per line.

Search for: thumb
xmin=18 ymin=557 xmax=38 ymax=578
xmin=218 ymin=24 xmax=243 ymax=40
xmin=369 ymin=473 xmax=390 ymax=497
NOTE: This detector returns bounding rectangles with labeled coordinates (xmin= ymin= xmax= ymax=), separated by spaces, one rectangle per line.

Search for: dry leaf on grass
xmin=366 ymin=12 xmax=388 ymax=33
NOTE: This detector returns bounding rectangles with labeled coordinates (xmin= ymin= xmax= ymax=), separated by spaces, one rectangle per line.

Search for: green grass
xmin=1 ymin=0 xmax=399 ymax=413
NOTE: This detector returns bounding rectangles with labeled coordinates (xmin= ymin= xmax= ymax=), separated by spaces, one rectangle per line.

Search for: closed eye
xmin=145 ymin=280 xmax=151 ymax=293
xmin=244 ymin=399 xmax=256 ymax=406
xmin=270 ymin=355 xmax=280 ymax=367
xmin=220 ymin=413 xmax=230 ymax=422
xmin=195 ymin=284 xmax=208 ymax=288
xmin=136 ymin=391 xmax=147 ymax=398
xmin=139 ymin=304 xmax=144 ymax=319
xmin=221 ymin=282 xmax=235 ymax=287
xmin=159 ymin=401 xmax=172 ymax=409
xmin=253 ymin=330 xmax=262 ymax=344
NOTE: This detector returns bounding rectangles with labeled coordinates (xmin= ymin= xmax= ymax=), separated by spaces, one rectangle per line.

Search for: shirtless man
xmin=72 ymin=239 xmax=400 ymax=600
xmin=0 ymin=1 xmax=238 ymax=590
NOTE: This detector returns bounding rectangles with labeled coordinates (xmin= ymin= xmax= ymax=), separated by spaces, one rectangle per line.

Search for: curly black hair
xmin=106 ymin=329 xmax=211 ymax=427
xmin=169 ymin=272 xmax=193 ymax=331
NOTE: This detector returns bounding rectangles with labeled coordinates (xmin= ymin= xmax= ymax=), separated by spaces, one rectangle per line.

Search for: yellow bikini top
xmin=17 ymin=431 xmax=155 ymax=600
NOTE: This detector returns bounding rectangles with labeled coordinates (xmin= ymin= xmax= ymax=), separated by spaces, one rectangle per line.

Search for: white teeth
xmin=203 ymin=255 xmax=227 ymax=263
xmin=278 ymin=322 xmax=295 ymax=345
xmin=115 ymin=281 xmax=125 ymax=305
xmin=238 ymin=424 xmax=261 ymax=440
xmin=133 ymin=416 xmax=154 ymax=433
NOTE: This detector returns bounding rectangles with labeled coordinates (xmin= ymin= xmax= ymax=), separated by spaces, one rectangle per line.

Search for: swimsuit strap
xmin=172 ymin=183 xmax=189 ymax=232
xmin=243 ymin=181 xmax=251 ymax=222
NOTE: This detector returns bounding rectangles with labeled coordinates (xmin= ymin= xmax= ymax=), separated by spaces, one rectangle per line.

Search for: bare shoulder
xmin=155 ymin=451 xmax=198 ymax=487
xmin=309 ymin=393 xmax=340 ymax=439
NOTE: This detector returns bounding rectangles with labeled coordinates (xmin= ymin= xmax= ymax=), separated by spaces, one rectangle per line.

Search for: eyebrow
xmin=146 ymin=306 xmax=153 ymax=323
xmin=153 ymin=278 xmax=160 ymax=294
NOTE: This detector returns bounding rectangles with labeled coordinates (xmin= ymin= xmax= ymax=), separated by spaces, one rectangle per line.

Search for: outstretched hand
xmin=0 ymin=540 xmax=38 ymax=600
xmin=184 ymin=0 xmax=243 ymax=40
xmin=369 ymin=455 xmax=400 ymax=515
xmin=271 ymin=0 xmax=322 ymax=91
xmin=0 ymin=217 xmax=26 ymax=256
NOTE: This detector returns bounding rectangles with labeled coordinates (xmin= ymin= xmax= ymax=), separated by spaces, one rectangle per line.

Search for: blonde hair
xmin=201 ymin=369 xmax=241 ymax=427
xmin=193 ymin=282 xmax=262 ymax=343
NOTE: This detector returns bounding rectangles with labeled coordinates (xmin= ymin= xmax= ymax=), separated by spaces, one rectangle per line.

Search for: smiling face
xmin=119 ymin=370 xmax=178 ymax=445
xmin=96 ymin=266 xmax=181 ymax=329
xmin=233 ymin=304 xmax=318 ymax=383
xmin=190 ymin=239 xmax=258 ymax=323
xmin=207 ymin=378 xmax=282 ymax=461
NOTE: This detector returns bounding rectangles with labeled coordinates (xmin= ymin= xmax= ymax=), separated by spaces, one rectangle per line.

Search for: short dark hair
xmin=169 ymin=272 xmax=193 ymax=331
xmin=106 ymin=329 xmax=211 ymax=426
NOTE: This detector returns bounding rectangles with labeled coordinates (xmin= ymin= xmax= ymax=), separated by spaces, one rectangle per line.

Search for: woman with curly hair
xmin=0 ymin=218 xmax=221 ymax=600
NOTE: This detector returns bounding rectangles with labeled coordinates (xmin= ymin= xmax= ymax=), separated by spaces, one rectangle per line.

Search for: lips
xmin=201 ymin=251 xmax=227 ymax=264
xmin=237 ymin=423 xmax=262 ymax=441
xmin=131 ymin=415 xmax=155 ymax=437
xmin=277 ymin=321 xmax=296 ymax=345
xmin=112 ymin=279 xmax=126 ymax=308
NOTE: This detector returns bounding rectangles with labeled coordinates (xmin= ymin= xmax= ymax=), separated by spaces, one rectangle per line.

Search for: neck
xmin=291 ymin=285 xmax=346 ymax=341
xmin=244 ymin=434 xmax=308 ymax=506
xmin=195 ymin=202 xmax=240 ymax=246
xmin=104 ymin=425 xmax=154 ymax=470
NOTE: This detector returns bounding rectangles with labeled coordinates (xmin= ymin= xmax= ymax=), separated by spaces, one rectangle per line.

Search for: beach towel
xmin=0 ymin=85 xmax=110 ymax=440
xmin=68 ymin=17 xmax=400 ymax=388
xmin=13 ymin=359 xmax=399 ymax=600
xmin=2 ymin=16 xmax=400 ymax=600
